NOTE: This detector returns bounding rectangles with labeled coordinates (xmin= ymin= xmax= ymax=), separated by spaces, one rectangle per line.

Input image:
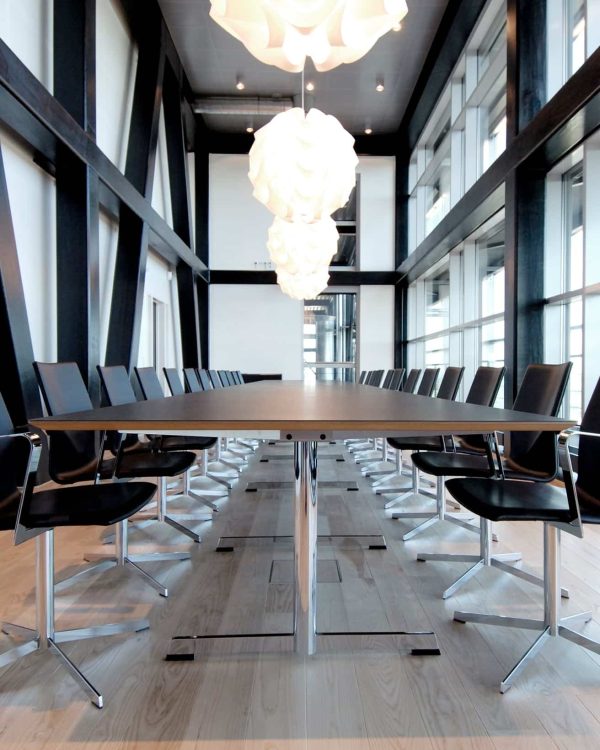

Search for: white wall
xmin=209 ymin=153 xmax=273 ymax=270
xmin=96 ymin=0 xmax=137 ymax=171
xmin=359 ymin=286 xmax=395 ymax=372
xmin=138 ymin=251 xmax=182 ymax=375
xmin=358 ymin=156 xmax=396 ymax=271
xmin=151 ymin=104 xmax=174 ymax=227
xmin=0 ymin=0 xmax=53 ymax=90
xmin=209 ymin=285 xmax=304 ymax=379
xmin=1 ymin=132 xmax=57 ymax=361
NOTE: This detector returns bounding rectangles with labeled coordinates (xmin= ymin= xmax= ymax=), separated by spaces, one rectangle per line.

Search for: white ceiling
xmin=158 ymin=0 xmax=450 ymax=136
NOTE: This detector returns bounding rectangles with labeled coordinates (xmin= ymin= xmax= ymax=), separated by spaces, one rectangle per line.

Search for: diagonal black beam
xmin=105 ymin=17 xmax=165 ymax=370
xmin=54 ymin=0 xmax=100 ymax=401
xmin=0 ymin=146 xmax=42 ymax=427
xmin=163 ymin=63 xmax=201 ymax=367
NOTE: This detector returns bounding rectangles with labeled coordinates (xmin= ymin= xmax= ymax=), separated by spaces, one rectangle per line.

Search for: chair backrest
xmin=505 ymin=362 xmax=572 ymax=477
xmin=33 ymin=362 xmax=98 ymax=482
xmin=465 ymin=366 xmax=506 ymax=406
xmin=134 ymin=367 xmax=165 ymax=400
xmin=369 ymin=370 xmax=384 ymax=387
xmin=0 ymin=393 xmax=14 ymax=435
xmin=403 ymin=368 xmax=421 ymax=393
xmin=382 ymin=370 xmax=394 ymax=389
xmin=183 ymin=368 xmax=202 ymax=393
xmin=0 ymin=430 xmax=34 ymax=533
xmin=227 ymin=372 xmax=237 ymax=386
xmin=219 ymin=370 xmax=232 ymax=387
xmin=163 ymin=367 xmax=185 ymax=396
xmin=209 ymin=370 xmax=223 ymax=389
xmin=417 ymin=368 xmax=439 ymax=397
xmin=389 ymin=368 xmax=405 ymax=391
xmin=575 ymin=376 xmax=600 ymax=511
xmin=97 ymin=365 xmax=137 ymax=406
xmin=436 ymin=367 xmax=464 ymax=401
xmin=198 ymin=369 xmax=213 ymax=390
xmin=358 ymin=370 xmax=367 ymax=384
xmin=235 ymin=371 xmax=245 ymax=384
xmin=231 ymin=371 xmax=242 ymax=385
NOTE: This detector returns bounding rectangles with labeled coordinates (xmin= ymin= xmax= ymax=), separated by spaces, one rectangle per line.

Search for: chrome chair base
xmin=453 ymin=524 xmax=591 ymax=693
xmin=0 ymin=531 xmax=149 ymax=708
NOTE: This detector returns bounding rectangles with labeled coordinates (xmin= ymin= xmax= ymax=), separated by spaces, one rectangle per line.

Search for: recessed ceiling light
xmin=236 ymin=76 xmax=245 ymax=91
xmin=305 ymin=81 xmax=315 ymax=92
xmin=364 ymin=127 xmax=373 ymax=135
xmin=246 ymin=125 xmax=254 ymax=133
xmin=375 ymin=77 xmax=384 ymax=93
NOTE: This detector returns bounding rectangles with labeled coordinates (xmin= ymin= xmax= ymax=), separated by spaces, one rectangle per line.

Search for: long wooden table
xmin=31 ymin=381 xmax=575 ymax=656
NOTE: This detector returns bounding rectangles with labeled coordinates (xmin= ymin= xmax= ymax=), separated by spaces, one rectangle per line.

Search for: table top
xmin=30 ymin=381 xmax=575 ymax=440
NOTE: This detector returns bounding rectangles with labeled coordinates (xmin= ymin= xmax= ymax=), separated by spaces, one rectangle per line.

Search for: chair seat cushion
xmin=412 ymin=451 xmax=493 ymax=477
xmin=387 ymin=436 xmax=444 ymax=452
xmin=23 ymin=481 xmax=156 ymax=528
xmin=159 ymin=436 xmax=217 ymax=451
xmin=116 ymin=450 xmax=196 ymax=478
xmin=445 ymin=478 xmax=574 ymax=523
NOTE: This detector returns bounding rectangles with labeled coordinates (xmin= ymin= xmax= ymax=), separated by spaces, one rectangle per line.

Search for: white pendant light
xmin=267 ymin=216 xmax=338 ymax=299
xmin=209 ymin=0 xmax=408 ymax=72
xmin=276 ymin=266 xmax=331 ymax=300
xmin=267 ymin=216 xmax=339 ymax=273
xmin=249 ymin=107 xmax=358 ymax=223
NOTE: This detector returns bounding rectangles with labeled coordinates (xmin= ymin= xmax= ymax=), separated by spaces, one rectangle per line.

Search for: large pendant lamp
xmin=209 ymin=0 xmax=408 ymax=72
xmin=248 ymin=107 xmax=358 ymax=223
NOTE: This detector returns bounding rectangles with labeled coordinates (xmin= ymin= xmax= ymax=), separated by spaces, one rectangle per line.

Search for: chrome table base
xmin=167 ymin=441 xmax=439 ymax=659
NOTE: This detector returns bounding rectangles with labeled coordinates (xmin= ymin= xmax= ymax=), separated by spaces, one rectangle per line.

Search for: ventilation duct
xmin=192 ymin=96 xmax=295 ymax=116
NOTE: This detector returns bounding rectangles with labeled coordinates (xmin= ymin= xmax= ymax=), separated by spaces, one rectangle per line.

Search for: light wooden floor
xmin=1 ymin=441 xmax=600 ymax=749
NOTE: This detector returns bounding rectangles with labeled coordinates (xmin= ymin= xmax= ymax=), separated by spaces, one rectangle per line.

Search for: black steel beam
xmin=0 ymin=39 xmax=206 ymax=276
xmin=209 ymin=270 xmax=399 ymax=285
xmin=197 ymin=279 xmax=209 ymax=368
xmin=54 ymin=0 xmax=100 ymax=401
xmin=105 ymin=20 xmax=165 ymax=369
xmin=0 ymin=147 xmax=42 ymax=426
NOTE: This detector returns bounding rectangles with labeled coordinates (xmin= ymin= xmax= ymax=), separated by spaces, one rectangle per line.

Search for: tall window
xmin=303 ymin=292 xmax=357 ymax=383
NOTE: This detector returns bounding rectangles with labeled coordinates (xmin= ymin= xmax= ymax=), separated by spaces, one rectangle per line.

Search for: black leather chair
xmin=362 ymin=367 xmax=457 ymax=481
xmin=367 ymin=370 xmax=384 ymax=387
xmin=358 ymin=370 xmax=367 ymax=384
xmin=183 ymin=368 xmax=202 ymax=393
xmin=34 ymin=361 xmax=199 ymax=597
xmin=446 ymin=376 xmax=600 ymax=693
xmin=209 ymin=370 xmax=224 ymax=389
xmin=134 ymin=367 xmax=226 ymax=512
xmin=389 ymin=368 xmax=405 ymax=391
xmin=198 ymin=369 xmax=213 ymax=391
xmin=0 ymin=399 xmax=154 ymax=707
xmin=381 ymin=370 xmax=394 ymax=389
xmin=374 ymin=366 xmax=504 ymax=501
xmin=410 ymin=362 xmax=572 ymax=598
xmin=402 ymin=368 xmax=421 ymax=393
xmin=97 ymin=364 xmax=214 ymax=544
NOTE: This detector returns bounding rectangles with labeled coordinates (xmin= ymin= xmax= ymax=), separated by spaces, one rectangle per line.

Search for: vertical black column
xmin=105 ymin=14 xmax=165 ymax=370
xmin=0 ymin=149 xmax=41 ymax=426
xmin=163 ymin=62 xmax=200 ymax=367
xmin=54 ymin=0 xmax=100 ymax=400
xmin=394 ymin=149 xmax=409 ymax=367
xmin=504 ymin=0 xmax=548 ymax=401
xmin=195 ymin=115 xmax=210 ymax=366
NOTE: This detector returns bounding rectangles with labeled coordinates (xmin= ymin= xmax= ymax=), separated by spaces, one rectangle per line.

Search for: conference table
xmin=30 ymin=380 xmax=575 ymax=657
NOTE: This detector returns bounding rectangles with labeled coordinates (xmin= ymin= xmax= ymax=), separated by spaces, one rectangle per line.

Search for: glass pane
xmin=481 ymin=90 xmax=507 ymax=173
xmin=478 ymin=223 xmax=505 ymax=317
xmin=331 ymin=184 xmax=357 ymax=268
xmin=564 ymin=163 xmax=584 ymax=292
xmin=478 ymin=19 xmax=506 ymax=80
xmin=304 ymin=366 xmax=356 ymax=384
xmin=425 ymin=142 xmax=451 ymax=235
xmin=303 ymin=293 xmax=357 ymax=380
xmin=425 ymin=336 xmax=449 ymax=367
xmin=568 ymin=0 xmax=586 ymax=76
xmin=425 ymin=262 xmax=450 ymax=334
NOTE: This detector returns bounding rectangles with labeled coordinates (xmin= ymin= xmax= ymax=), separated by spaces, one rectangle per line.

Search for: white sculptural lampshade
xmin=209 ymin=0 xmax=408 ymax=72
xmin=249 ymin=107 xmax=358 ymax=223
xmin=276 ymin=266 xmax=331 ymax=300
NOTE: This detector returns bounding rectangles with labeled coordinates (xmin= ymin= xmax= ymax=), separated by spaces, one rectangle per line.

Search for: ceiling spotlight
xmin=246 ymin=125 xmax=254 ymax=133
xmin=375 ymin=77 xmax=384 ymax=93
xmin=236 ymin=76 xmax=245 ymax=91
xmin=305 ymin=81 xmax=315 ymax=92
xmin=364 ymin=127 xmax=373 ymax=135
